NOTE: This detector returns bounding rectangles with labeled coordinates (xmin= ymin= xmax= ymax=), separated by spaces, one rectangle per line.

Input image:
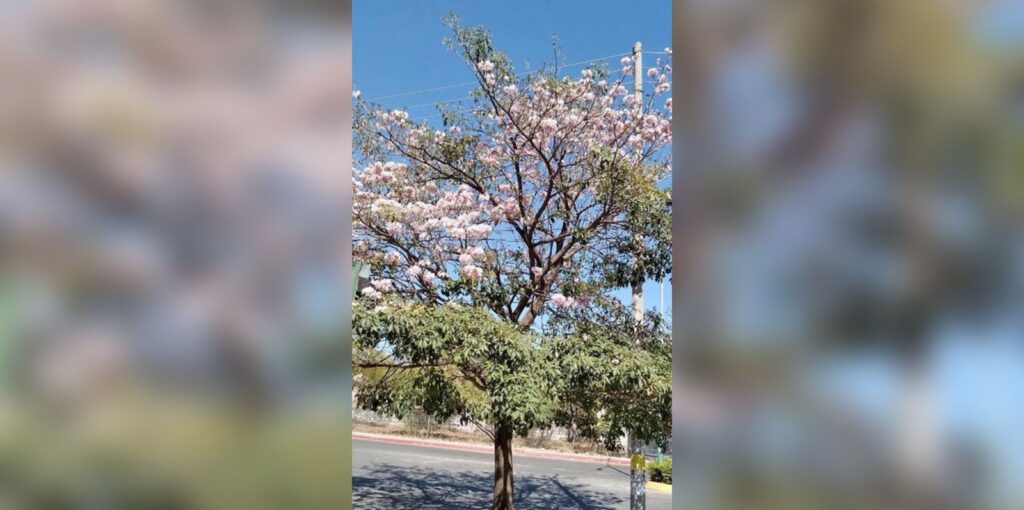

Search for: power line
xmin=401 ymin=82 xmax=669 ymax=112
xmin=364 ymin=52 xmax=632 ymax=103
xmin=365 ymin=81 xmax=479 ymax=102
xmin=400 ymin=82 xmax=669 ymax=113
xmin=402 ymin=97 xmax=474 ymax=110
xmin=373 ymin=62 xmax=668 ymax=113
xmin=556 ymin=52 xmax=630 ymax=69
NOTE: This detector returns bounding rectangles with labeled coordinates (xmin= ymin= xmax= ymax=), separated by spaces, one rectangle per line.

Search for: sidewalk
xmin=353 ymin=430 xmax=632 ymax=466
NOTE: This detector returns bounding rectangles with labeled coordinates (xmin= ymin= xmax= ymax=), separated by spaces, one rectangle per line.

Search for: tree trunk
xmin=493 ymin=425 xmax=515 ymax=510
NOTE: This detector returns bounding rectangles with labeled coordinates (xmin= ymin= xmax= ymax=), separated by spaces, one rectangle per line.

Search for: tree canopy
xmin=352 ymin=15 xmax=672 ymax=329
xmin=354 ymin=302 xmax=556 ymax=439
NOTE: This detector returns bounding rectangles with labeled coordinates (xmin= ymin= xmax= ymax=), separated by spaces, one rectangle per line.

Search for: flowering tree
xmin=353 ymin=16 xmax=671 ymax=510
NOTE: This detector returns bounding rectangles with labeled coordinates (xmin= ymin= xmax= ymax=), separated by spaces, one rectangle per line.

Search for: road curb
xmin=353 ymin=431 xmax=631 ymax=466
xmin=647 ymin=481 xmax=672 ymax=493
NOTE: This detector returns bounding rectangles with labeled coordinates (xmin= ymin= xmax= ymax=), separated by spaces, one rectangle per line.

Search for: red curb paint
xmin=353 ymin=432 xmax=631 ymax=466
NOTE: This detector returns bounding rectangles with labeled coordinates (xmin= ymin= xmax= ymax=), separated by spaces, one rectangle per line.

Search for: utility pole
xmin=352 ymin=262 xmax=371 ymax=299
xmin=660 ymin=280 xmax=665 ymax=321
xmin=628 ymin=40 xmax=647 ymax=510
xmin=633 ymin=41 xmax=643 ymax=112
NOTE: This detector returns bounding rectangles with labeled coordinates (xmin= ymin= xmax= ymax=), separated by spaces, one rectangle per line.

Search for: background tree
xmin=545 ymin=297 xmax=672 ymax=454
xmin=670 ymin=1 xmax=1021 ymax=508
xmin=352 ymin=15 xmax=672 ymax=510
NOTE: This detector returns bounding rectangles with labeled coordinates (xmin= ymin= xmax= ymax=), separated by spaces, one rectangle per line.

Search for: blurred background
xmin=2 ymin=0 xmax=1023 ymax=508
xmin=0 ymin=0 xmax=352 ymax=508
xmin=671 ymin=0 xmax=1024 ymax=509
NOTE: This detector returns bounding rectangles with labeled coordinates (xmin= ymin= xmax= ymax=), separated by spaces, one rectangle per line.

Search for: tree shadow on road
xmin=353 ymin=463 xmax=626 ymax=509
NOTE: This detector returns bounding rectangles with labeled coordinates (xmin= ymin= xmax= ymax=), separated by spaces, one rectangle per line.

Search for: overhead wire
xmin=365 ymin=49 xmax=670 ymax=113
xmin=365 ymin=81 xmax=479 ymax=102
xmin=401 ymin=78 xmax=667 ymax=112
xmin=364 ymin=51 xmax=634 ymax=103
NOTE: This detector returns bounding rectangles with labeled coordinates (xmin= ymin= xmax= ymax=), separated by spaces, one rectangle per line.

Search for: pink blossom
xmin=370 ymin=279 xmax=394 ymax=292
xmin=480 ymin=152 xmax=501 ymax=167
xmin=466 ymin=224 xmax=492 ymax=239
xmin=501 ymin=199 xmax=520 ymax=218
xmin=422 ymin=270 xmax=437 ymax=284
xmin=620 ymin=56 xmax=631 ymax=66
xmin=354 ymin=52 xmax=673 ymax=305
xmin=462 ymin=265 xmax=484 ymax=280
xmin=550 ymin=293 xmax=575 ymax=307
xmin=647 ymin=68 xmax=659 ymax=78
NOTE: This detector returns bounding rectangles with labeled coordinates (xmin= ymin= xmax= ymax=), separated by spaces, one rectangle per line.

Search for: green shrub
xmin=646 ymin=456 xmax=672 ymax=484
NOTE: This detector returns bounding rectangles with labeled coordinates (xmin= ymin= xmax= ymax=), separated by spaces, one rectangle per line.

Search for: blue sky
xmin=354 ymin=0 xmax=672 ymax=318
xmin=355 ymin=0 xmax=670 ymax=115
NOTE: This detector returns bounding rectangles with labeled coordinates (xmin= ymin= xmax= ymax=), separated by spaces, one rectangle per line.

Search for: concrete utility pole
xmin=660 ymin=280 xmax=665 ymax=321
xmin=633 ymin=41 xmax=643 ymax=113
xmin=628 ymin=40 xmax=647 ymax=510
xmin=352 ymin=262 xmax=371 ymax=299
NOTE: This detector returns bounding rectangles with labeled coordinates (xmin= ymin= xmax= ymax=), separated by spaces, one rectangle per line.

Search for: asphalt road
xmin=353 ymin=438 xmax=672 ymax=510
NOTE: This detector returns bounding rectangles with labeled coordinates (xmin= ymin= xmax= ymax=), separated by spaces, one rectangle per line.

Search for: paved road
xmin=353 ymin=438 xmax=672 ymax=509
